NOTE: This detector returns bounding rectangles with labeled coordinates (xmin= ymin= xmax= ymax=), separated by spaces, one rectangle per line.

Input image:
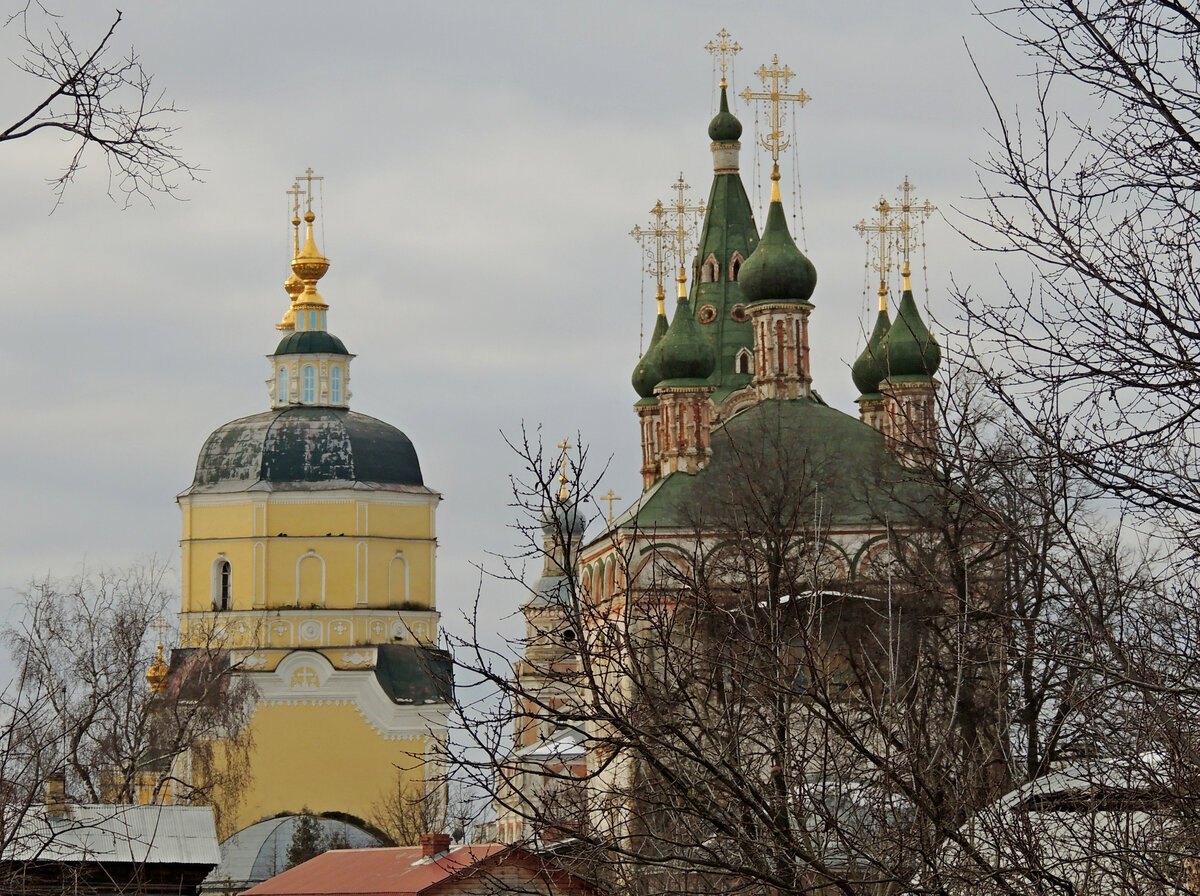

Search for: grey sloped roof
xmin=374 ymin=643 xmax=453 ymax=705
xmin=183 ymin=407 xmax=430 ymax=495
xmin=3 ymin=804 xmax=219 ymax=867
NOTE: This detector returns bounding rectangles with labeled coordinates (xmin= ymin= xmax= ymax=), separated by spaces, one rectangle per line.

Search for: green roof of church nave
xmin=615 ymin=399 xmax=937 ymax=533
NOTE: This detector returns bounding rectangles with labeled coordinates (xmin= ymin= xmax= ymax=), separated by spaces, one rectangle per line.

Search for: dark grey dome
xmin=187 ymin=407 xmax=423 ymax=493
xmin=273 ymin=330 xmax=349 ymax=355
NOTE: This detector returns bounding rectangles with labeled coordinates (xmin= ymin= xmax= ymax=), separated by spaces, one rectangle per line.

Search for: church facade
xmin=495 ymin=46 xmax=953 ymax=847
xmin=173 ymin=183 xmax=451 ymax=835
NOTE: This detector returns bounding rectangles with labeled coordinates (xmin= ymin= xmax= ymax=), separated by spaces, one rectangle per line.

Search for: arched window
xmin=736 ymin=348 xmax=753 ymax=375
xmin=702 ymin=254 xmax=720 ymax=283
xmin=730 ymin=252 xmax=745 ymax=281
xmin=302 ymin=365 xmax=316 ymax=403
xmin=277 ymin=366 xmax=289 ymax=403
xmin=330 ymin=365 xmax=342 ymax=404
xmin=213 ymin=558 xmax=232 ymax=611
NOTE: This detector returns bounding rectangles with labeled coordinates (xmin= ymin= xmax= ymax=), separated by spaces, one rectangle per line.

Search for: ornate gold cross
xmin=296 ymin=167 xmax=324 ymax=210
xmin=630 ymin=199 xmax=672 ymax=302
xmin=705 ymin=28 xmax=741 ymax=88
xmin=666 ymin=173 xmax=706 ymax=276
xmin=740 ymin=55 xmax=811 ymax=165
xmin=556 ymin=439 xmax=570 ymax=501
xmin=602 ymin=489 xmax=623 ymax=524
xmin=894 ymin=176 xmax=936 ymax=266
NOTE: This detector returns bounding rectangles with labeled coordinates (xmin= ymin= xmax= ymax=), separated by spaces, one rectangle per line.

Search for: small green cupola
xmin=656 ymin=269 xmax=716 ymax=384
xmin=708 ymin=83 xmax=742 ymax=143
xmin=737 ymin=171 xmax=817 ymax=305
xmin=852 ymin=283 xmax=891 ymax=396
xmin=632 ymin=288 xmax=670 ymax=400
xmin=884 ymin=263 xmax=941 ymax=381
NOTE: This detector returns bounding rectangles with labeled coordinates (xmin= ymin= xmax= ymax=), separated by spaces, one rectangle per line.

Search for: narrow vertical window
xmin=216 ymin=559 xmax=232 ymax=611
xmin=277 ymin=366 xmax=289 ymax=403
xmin=302 ymin=365 xmax=316 ymax=403
xmin=330 ymin=365 xmax=342 ymax=404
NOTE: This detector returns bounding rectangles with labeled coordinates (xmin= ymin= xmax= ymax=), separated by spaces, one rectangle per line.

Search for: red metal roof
xmin=243 ymin=844 xmax=518 ymax=896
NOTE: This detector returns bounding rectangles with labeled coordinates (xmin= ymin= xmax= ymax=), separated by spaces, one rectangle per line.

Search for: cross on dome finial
xmin=665 ymin=173 xmax=706 ymax=281
xmin=705 ymin=28 xmax=741 ymax=89
xmin=855 ymin=197 xmax=904 ymax=312
xmin=556 ymin=439 xmax=571 ymax=501
xmin=894 ymin=176 xmax=936 ymax=286
xmin=740 ymin=55 xmax=811 ymax=169
xmin=278 ymin=181 xmax=308 ymax=330
xmin=631 ymin=199 xmax=673 ymax=307
xmin=298 ymin=167 xmax=323 ymax=212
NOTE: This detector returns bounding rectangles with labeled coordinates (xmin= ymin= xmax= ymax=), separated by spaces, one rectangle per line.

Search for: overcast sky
xmin=0 ymin=2 xmax=1036 ymax=651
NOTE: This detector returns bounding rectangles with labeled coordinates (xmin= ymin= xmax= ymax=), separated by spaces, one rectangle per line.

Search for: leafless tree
xmin=958 ymin=0 xmax=1200 ymax=533
xmin=1 ymin=562 xmax=257 ymax=839
xmin=448 ymin=403 xmax=1200 ymax=896
xmin=2 ymin=4 xmax=197 ymax=206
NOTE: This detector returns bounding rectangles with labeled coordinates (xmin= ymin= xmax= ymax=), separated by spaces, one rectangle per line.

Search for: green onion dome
xmin=852 ymin=307 xmax=891 ymax=396
xmin=656 ymin=294 xmax=716 ymax=383
xmin=737 ymin=188 xmax=817 ymax=305
xmin=885 ymin=288 xmax=941 ymax=380
xmin=632 ymin=308 xmax=670 ymax=398
xmin=708 ymin=84 xmax=743 ymax=143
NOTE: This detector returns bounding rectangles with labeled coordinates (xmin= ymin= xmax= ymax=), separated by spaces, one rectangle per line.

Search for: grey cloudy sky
xmin=0 ymin=2 xmax=1032 ymax=646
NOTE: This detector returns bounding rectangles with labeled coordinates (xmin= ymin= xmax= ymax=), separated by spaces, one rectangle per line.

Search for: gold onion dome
xmin=737 ymin=171 xmax=817 ymax=305
xmin=146 ymin=643 xmax=169 ymax=693
xmin=292 ymin=210 xmax=330 ymax=284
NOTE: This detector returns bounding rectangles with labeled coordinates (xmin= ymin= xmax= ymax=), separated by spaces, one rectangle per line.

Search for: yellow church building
xmin=173 ymin=176 xmax=450 ymax=835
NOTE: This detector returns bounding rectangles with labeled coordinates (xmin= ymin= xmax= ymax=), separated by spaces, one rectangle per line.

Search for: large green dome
xmin=737 ymin=199 xmax=817 ymax=305
xmin=656 ymin=297 xmax=715 ymax=384
xmin=185 ymin=407 xmax=423 ymax=493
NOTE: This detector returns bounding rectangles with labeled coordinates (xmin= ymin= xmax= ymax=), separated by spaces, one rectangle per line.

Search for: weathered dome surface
xmin=540 ymin=501 xmax=587 ymax=537
xmin=885 ymin=290 xmax=941 ymax=380
xmin=186 ymin=407 xmax=423 ymax=493
xmin=273 ymin=330 xmax=349 ymax=356
xmin=737 ymin=200 xmax=817 ymax=305
xmin=632 ymin=311 xmax=669 ymax=398
xmin=656 ymin=298 xmax=716 ymax=384
xmin=708 ymin=84 xmax=743 ymax=142
xmin=852 ymin=309 xmax=891 ymax=396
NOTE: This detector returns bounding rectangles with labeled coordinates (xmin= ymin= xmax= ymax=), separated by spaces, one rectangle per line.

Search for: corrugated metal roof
xmin=244 ymin=844 xmax=513 ymax=895
xmin=3 ymin=803 xmax=220 ymax=867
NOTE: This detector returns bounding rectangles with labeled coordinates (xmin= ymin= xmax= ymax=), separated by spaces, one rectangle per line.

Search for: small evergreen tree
xmin=285 ymin=810 xmax=326 ymax=869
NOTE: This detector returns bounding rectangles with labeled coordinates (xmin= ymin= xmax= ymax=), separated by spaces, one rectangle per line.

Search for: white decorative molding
xmin=249 ymin=651 xmax=448 ymax=740
xmin=342 ymin=650 xmax=373 ymax=667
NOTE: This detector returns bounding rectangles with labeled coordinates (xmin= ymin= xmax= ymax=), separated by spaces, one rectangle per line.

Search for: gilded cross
xmin=556 ymin=439 xmax=570 ymax=501
xmin=705 ymin=28 xmax=741 ymax=87
xmin=894 ymin=177 xmax=936 ymax=265
xmin=150 ymin=616 xmax=172 ymax=645
xmin=296 ymin=167 xmax=324 ymax=211
xmin=854 ymin=197 xmax=903 ymax=309
xmin=286 ymin=181 xmax=304 ymax=254
xmin=740 ymin=55 xmax=811 ymax=164
xmin=630 ymin=199 xmax=672 ymax=301
xmin=666 ymin=173 xmax=706 ymax=275
xmin=602 ymin=489 xmax=622 ymax=524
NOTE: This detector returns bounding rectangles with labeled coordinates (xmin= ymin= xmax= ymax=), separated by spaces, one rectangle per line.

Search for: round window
xmin=697 ymin=304 xmax=718 ymax=324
